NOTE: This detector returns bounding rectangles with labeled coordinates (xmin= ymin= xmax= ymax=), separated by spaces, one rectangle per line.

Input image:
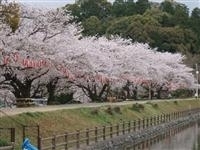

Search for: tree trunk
xmin=47 ymin=88 xmax=56 ymax=104
xmin=148 ymin=86 xmax=154 ymax=100
xmin=46 ymin=78 xmax=59 ymax=104
xmin=80 ymin=83 xmax=109 ymax=102
xmin=133 ymin=87 xmax=138 ymax=100
xmin=157 ymin=89 xmax=161 ymax=99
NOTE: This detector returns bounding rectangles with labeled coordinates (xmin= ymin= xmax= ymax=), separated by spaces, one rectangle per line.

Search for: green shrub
xmin=55 ymin=93 xmax=73 ymax=104
xmin=0 ymin=139 xmax=9 ymax=147
xmin=105 ymin=106 xmax=113 ymax=115
xmin=171 ymin=89 xmax=193 ymax=98
xmin=146 ymin=102 xmax=158 ymax=108
xmin=152 ymin=103 xmax=158 ymax=108
xmin=132 ymin=103 xmax=144 ymax=112
xmin=91 ymin=108 xmax=99 ymax=115
xmin=25 ymin=112 xmax=35 ymax=117
xmin=146 ymin=101 xmax=152 ymax=105
xmin=113 ymin=106 xmax=122 ymax=114
xmin=174 ymin=101 xmax=178 ymax=105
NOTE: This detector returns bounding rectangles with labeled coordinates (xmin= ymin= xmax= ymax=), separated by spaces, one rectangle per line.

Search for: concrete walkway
xmin=0 ymin=98 xmax=195 ymax=116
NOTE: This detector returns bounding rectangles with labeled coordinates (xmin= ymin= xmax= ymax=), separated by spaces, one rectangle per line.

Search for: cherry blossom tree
xmin=0 ymin=6 xmax=79 ymax=103
xmin=0 ymin=4 xmax=196 ymax=104
xmin=65 ymin=36 xmax=195 ymax=101
xmin=0 ymin=89 xmax=15 ymax=107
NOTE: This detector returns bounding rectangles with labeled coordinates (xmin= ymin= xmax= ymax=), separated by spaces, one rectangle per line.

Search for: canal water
xmin=149 ymin=123 xmax=200 ymax=150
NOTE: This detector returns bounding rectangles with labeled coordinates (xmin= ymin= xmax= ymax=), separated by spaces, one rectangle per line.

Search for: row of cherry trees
xmin=0 ymin=4 xmax=196 ymax=104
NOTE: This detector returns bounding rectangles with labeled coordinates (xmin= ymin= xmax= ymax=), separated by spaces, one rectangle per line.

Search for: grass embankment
xmin=0 ymin=99 xmax=200 ymax=148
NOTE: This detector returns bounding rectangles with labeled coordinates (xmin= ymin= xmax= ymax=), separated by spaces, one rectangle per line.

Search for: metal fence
xmin=38 ymin=108 xmax=200 ymax=150
xmin=0 ymin=128 xmax=15 ymax=150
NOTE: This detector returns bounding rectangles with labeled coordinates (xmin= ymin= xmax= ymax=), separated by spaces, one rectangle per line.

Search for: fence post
xmin=174 ymin=112 xmax=176 ymax=120
xmin=22 ymin=125 xmax=26 ymax=141
xmin=123 ymin=121 xmax=125 ymax=134
xmin=110 ymin=124 xmax=113 ymax=138
xmin=146 ymin=118 xmax=149 ymax=128
xmin=138 ymin=119 xmax=141 ymax=130
xmin=52 ymin=135 xmax=56 ymax=150
xmin=103 ymin=126 xmax=106 ymax=140
xmin=76 ymin=130 xmax=80 ymax=149
xmin=163 ymin=114 xmax=165 ymax=122
xmin=166 ymin=114 xmax=168 ymax=122
xmin=65 ymin=132 xmax=68 ymax=150
xmin=143 ymin=118 xmax=145 ymax=129
xmin=171 ymin=112 xmax=173 ymax=120
xmin=10 ymin=128 xmax=15 ymax=150
xmin=116 ymin=124 xmax=119 ymax=136
xmin=154 ymin=116 xmax=156 ymax=125
xmin=167 ymin=114 xmax=168 ymax=122
xmin=86 ymin=128 xmax=89 ymax=146
xmin=37 ymin=124 xmax=40 ymax=149
xmin=160 ymin=114 xmax=163 ymax=123
xmin=38 ymin=136 xmax=42 ymax=150
xmin=133 ymin=121 xmax=136 ymax=131
xmin=157 ymin=115 xmax=159 ymax=125
xmin=95 ymin=127 xmax=98 ymax=142
xmin=128 ymin=121 xmax=131 ymax=133
xmin=163 ymin=114 xmax=166 ymax=123
xmin=181 ymin=111 xmax=183 ymax=117
xmin=11 ymin=128 xmax=15 ymax=143
xmin=172 ymin=112 xmax=174 ymax=120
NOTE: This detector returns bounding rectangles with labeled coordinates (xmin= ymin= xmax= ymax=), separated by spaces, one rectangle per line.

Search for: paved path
xmin=0 ymin=98 xmax=195 ymax=116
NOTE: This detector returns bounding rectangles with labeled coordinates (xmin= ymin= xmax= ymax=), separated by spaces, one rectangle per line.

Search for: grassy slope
xmin=1 ymin=99 xmax=200 ymax=148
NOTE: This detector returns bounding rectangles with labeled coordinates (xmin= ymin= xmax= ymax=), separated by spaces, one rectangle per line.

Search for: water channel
xmin=148 ymin=123 xmax=200 ymax=150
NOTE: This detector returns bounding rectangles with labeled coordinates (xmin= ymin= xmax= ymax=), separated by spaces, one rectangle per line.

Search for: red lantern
xmin=3 ymin=56 xmax=10 ymax=65
xmin=30 ymin=60 xmax=37 ymax=68
xmin=35 ymin=60 xmax=42 ymax=68
xmin=12 ymin=52 xmax=19 ymax=62
xmin=41 ymin=60 xmax=48 ymax=67
xmin=27 ymin=60 xmax=32 ymax=68
xmin=22 ymin=58 xmax=29 ymax=67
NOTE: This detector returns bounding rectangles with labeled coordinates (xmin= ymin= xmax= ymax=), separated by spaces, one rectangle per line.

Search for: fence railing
xmin=38 ymin=108 xmax=200 ymax=150
xmin=0 ymin=128 xmax=15 ymax=150
xmin=22 ymin=125 xmax=40 ymax=148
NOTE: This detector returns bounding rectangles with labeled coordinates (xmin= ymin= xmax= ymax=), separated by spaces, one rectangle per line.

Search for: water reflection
xmin=149 ymin=123 xmax=200 ymax=150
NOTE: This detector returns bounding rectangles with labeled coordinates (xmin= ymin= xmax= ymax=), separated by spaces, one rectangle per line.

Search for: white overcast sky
xmin=15 ymin=0 xmax=200 ymax=11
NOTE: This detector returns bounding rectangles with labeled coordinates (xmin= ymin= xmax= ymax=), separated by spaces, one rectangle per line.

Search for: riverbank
xmin=0 ymin=99 xmax=200 ymax=148
xmin=86 ymin=110 xmax=200 ymax=150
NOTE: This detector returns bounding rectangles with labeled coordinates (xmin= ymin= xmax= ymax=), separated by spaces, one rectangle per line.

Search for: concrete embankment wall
xmin=86 ymin=113 xmax=200 ymax=150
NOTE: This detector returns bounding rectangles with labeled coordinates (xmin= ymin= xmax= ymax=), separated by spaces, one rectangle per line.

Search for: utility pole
xmin=196 ymin=64 xmax=199 ymax=99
